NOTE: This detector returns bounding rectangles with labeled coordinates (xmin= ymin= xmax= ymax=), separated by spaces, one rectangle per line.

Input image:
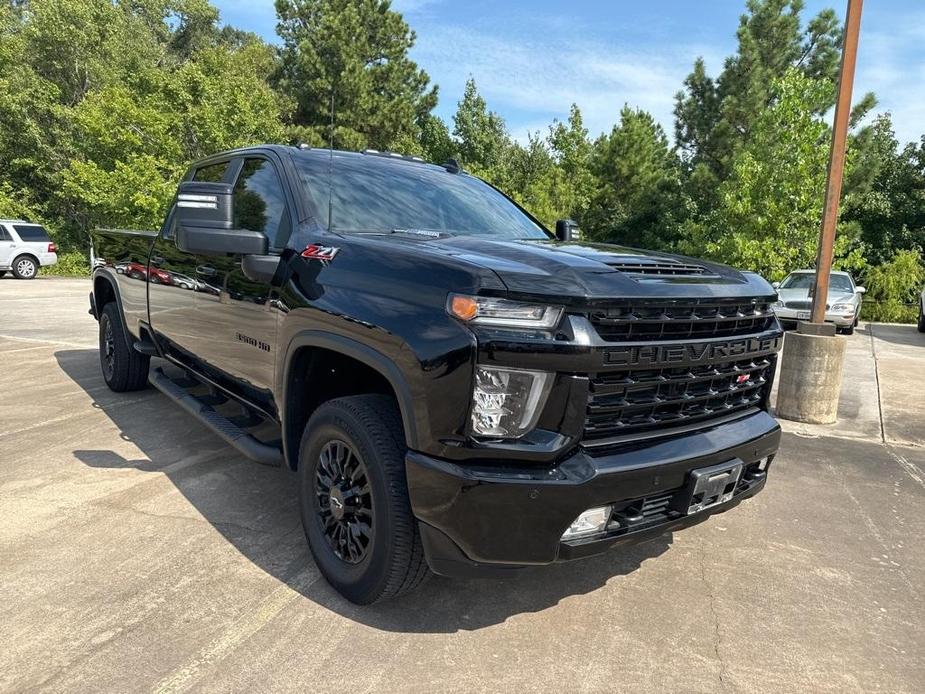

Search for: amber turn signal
xmin=449 ymin=295 xmax=479 ymax=321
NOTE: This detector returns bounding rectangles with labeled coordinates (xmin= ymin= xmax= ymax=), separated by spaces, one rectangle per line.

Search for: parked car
xmin=89 ymin=145 xmax=783 ymax=604
xmin=771 ymin=270 xmax=865 ymax=334
xmin=0 ymin=219 xmax=58 ymax=279
xmin=169 ymin=272 xmax=202 ymax=291
xmin=918 ymin=286 xmax=925 ymax=333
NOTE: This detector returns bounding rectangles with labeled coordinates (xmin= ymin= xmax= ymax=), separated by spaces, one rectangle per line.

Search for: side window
xmin=0 ymin=226 xmax=11 ymax=242
xmin=193 ymin=162 xmax=228 ymax=182
xmin=233 ymin=158 xmax=290 ymax=248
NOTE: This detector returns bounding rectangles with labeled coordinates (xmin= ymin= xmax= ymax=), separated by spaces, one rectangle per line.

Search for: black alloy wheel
xmin=314 ymin=439 xmax=374 ymax=564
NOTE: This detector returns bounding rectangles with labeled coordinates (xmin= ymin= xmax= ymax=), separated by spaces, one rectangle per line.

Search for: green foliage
xmin=42 ymin=250 xmax=90 ymax=277
xmin=0 ymin=0 xmax=288 ymax=248
xmin=859 ymin=250 xmax=925 ymax=323
xmin=690 ymin=70 xmax=836 ymax=280
xmin=584 ymin=106 xmax=686 ymax=250
xmin=275 ymin=0 xmax=436 ymax=150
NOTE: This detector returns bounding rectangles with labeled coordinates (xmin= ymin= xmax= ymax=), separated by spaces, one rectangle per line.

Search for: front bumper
xmin=773 ymin=307 xmax=856 ymax=327
xmin=406 ymin=410 xmax=780 ymax=578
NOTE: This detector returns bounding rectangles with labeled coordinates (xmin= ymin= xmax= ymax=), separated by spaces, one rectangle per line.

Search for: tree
xmin=583 ymin=106 xmax=686 ymax=250
xmin=0 ymin=0 xmax=288 ymax=246
xmin=674 ymin=0 xmax=874 ymax=204
xmin=275 ymin=0 xmax=437 ymax=151
xmin=843 ymin=117 xmax=925 ymax=264
xmin=452 ymin=78 xmax=510 ymax=174
xmin=689 ymin=69 xmax=852 ymax=280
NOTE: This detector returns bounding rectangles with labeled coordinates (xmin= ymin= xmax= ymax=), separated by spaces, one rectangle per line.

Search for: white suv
xmin=0 ymin=219 xmax=58 ymax=279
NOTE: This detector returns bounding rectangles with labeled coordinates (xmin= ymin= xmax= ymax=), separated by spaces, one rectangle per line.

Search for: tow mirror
xmin=174 ymin=181 xmax=267 ymax=257
xmin=855 ymin=286 xmax=866 ymax=294
xmin=555 ymin=219 xmax=581 ymax=242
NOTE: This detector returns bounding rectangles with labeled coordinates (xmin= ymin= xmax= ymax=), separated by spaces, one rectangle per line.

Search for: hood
xmin=354 ymin=235 xmax=775 ymax=303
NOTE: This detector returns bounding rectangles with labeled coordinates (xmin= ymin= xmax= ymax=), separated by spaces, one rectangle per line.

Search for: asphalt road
xmin=1 ymin=277 xmax=923 ymax=693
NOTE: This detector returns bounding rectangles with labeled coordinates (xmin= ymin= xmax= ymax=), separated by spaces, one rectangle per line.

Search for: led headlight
xmin=470 ymin=366 xmax=552 ymax=438
xmin=831 ymin=303 xmax=854 ymax=313
xmin=448 ymin=294 xmax=563 ymax=330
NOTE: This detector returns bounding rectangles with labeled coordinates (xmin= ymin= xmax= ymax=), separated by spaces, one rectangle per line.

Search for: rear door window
xmin=0 ymin=226 xmax=11 ymax=242
xmin=12 ymin=224 xmax=50 ymax=242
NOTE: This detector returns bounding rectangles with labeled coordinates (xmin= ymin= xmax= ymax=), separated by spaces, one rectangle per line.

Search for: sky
xmin=212 ymin=0 xmax=925 ymax=147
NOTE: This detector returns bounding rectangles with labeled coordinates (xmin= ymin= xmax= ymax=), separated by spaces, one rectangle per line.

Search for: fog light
xmin=561 ymin=505 xmax=613 ymax=540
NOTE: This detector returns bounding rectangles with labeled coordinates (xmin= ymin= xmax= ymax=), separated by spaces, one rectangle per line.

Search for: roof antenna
xmin=327 ymin=86 xmax=335 ymax=232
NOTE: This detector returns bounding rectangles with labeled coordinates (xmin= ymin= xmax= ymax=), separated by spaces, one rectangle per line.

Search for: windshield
xmin=780 ymin=272 xmax=854 ymax=292
xmin=293 ymin=153 xmax=548 ymax=239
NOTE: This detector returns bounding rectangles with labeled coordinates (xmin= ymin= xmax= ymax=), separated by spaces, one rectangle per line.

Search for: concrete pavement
xmin=1 ymin=278 xmax=923 ymax=693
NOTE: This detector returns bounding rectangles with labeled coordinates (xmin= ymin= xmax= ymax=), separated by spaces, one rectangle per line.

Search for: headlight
xmin=448 ymin=294 xmax=563 ymax=330
xmin=831 ymin=303 xmax=854 ymax=312
xmin=470 ymin=366 xmax=552 ymax=438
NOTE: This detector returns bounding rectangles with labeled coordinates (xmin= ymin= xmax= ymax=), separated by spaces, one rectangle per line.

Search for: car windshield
xmin=293 ymin=154 xmax=549 ymax=239
xmin=780 ymin=273 xmax=854 ymax=292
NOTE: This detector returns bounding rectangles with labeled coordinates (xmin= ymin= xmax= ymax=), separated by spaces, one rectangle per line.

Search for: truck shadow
xmin=56 ymin=348 xmax=672 ymax=633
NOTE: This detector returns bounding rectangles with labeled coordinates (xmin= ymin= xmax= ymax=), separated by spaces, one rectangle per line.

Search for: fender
xmin=281 ymin=330 xmax=420 ymax=468
xmin=91 ymin=269 xmax=136 ymax=346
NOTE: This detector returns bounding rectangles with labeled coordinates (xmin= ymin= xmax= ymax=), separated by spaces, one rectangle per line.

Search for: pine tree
xmin=275 ymin=0 xmax=437 ymax=151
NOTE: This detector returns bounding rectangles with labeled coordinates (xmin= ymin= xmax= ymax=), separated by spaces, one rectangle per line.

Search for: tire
xmin=918 ymin=305 xmax=925 ymax=333
xmin=841 ymin=324 xmax=854 ymax=335
xmin=11 ymin=255 xmax=38 ymax=279
xmin=298 ymin=395 xmax=429 ymax=604
xmin=129 ymin=270 xmax=144 ymax=280
xmin=99 ymin=302 xmax=150 ymax=392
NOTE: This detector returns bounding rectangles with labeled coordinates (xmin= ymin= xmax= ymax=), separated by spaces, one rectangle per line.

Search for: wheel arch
xmin=281 ymin=331 xmax=419 ymax=471
xmin=12 ymin=252 xmax=40 ymax=272
xmin=92 ymin=271 xmax=135 ymax=345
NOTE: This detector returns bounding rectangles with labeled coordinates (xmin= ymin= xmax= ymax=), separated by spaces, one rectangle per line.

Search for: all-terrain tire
xmin=298 ymin=395 xmax=430 ymax=604
xmin=99 ymin=301 xmax=150 ymax=392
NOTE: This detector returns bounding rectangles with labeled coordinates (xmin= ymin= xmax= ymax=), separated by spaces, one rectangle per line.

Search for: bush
xmin=859 ymin=249 xmax=924 ymax=323
xmin=41 ymin=251 xmax=90 ymax=278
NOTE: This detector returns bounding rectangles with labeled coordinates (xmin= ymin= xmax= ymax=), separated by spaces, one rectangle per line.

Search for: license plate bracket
xmin=683 ymin=459 xmax=743 ymax=515
xmin=797 ymin=310 xmax=810 ymax=320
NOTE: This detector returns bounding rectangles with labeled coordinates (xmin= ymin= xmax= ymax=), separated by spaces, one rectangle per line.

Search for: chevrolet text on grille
xmin=604 ymin=336 xmax=783 ymax=367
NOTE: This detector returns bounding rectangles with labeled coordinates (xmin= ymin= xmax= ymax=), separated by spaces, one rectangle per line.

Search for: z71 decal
xmin=301 ymin=244 xmax=339 ymax=262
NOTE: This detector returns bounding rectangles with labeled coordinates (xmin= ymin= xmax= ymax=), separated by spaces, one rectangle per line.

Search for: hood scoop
xmin=605 ymin=257 xmax=714 ymax=277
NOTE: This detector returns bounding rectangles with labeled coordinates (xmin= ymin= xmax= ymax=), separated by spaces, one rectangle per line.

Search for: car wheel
xmin=918 ymin=304 xmax=925 ymax=333
xmin=128 ymin=270 xmax=144 ymax=280
xmin=840 ymin=324 xmax=854 ymax=335
xmin=99 ymin=302 xmax=150 ymax=392
xmin=298 ymin=395 xmax=429 ymax=604
xmin=11 ymin=255 xmax=37 ymax=279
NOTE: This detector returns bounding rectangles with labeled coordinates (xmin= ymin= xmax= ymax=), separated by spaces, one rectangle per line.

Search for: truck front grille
xmin=589 ymin=299 xmax=775 ymax=341
xmin=583 ymin=355 xmax=776 ymax=443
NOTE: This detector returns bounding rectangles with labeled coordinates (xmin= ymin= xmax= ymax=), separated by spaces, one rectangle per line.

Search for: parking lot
xmin=1 ymin=277 xmax=923 ymax=693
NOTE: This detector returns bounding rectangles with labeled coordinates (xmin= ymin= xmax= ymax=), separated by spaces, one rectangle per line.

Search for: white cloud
xmin=412 ymin=23 xmax=726 ymax=143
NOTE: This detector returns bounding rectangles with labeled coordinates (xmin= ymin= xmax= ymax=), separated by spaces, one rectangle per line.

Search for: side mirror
xmin=174 ymin=181 xmax=268 ymax=257
xmin=555 ymin=219 xmax=581 ymax=242
xmin=771 ymin=281 xmax=780 ymax=289
xmin=855 ymin=286 xmax=866 ymax=294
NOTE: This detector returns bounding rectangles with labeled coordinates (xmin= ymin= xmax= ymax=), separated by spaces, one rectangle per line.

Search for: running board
xmin=149 ymin=367 xmax=282 ymax=467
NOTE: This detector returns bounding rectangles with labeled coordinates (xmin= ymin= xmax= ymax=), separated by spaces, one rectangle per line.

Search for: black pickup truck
xmin=89 ymin=145 xmax=783 ymax=604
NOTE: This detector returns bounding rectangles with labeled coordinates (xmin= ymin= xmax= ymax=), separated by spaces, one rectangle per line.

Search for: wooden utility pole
xmin=810 ymin=0 xmax=864 ymax=324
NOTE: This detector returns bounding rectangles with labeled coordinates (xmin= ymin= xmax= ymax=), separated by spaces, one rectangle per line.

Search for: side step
xmin=149 ymin=367 xmax=282 ymax=467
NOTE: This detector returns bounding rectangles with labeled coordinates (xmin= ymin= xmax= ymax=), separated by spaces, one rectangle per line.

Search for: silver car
xmin=772 ymin=270 xmax=865 ymax=335
xmin=0 ymin=219 xmax=58 ymax=279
